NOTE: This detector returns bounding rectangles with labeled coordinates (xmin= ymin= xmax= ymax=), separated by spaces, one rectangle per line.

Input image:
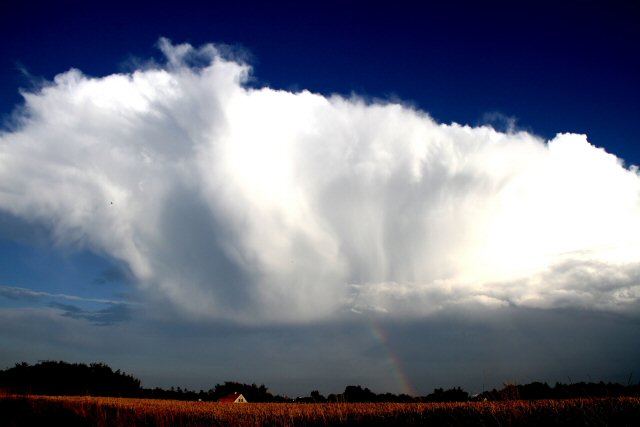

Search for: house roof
xmin=218 ymin=392 xmax=246 ymax=402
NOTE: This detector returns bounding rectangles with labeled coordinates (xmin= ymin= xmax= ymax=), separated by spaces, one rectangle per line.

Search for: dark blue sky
xmin=2 ymin=0 xmax=639 ymax=163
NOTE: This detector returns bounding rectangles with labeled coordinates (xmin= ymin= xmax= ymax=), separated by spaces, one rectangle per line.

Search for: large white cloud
xmin=1 ymin=39 xmax=639 ymax=323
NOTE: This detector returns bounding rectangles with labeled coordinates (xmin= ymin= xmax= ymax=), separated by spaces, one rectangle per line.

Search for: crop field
xmin=1 ymin=395 xmax=639 ymax=426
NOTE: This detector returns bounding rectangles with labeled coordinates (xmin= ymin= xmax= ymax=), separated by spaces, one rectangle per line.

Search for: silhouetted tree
xmin=422 ymin=387 xmax=469 ymax=402
xmin=519 ymin=381 xmax=552 ymax=400
xmin=310 ymin=390 xmax=326 ymax=402
xmin=342 ymin=385 xmax=378 ymax=402
xmin=0 ymin=361 xmax=140 ymax=396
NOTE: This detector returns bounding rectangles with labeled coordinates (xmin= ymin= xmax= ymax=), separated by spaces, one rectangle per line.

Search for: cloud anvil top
xmin=1 ymin=39 xmax=639 ymax=325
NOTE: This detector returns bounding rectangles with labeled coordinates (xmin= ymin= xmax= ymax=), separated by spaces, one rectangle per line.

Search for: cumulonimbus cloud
xmin=1 ymin=38 xmax=639 ymax=323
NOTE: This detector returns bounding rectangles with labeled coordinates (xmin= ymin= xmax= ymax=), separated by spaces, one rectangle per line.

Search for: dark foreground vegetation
xmin=2 ymin=361 xmax=639 ymax=403
xmin=1 ymin=394 xmax=639 ymax=426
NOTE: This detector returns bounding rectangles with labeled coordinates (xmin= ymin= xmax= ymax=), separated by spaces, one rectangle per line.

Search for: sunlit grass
xmin=1 ymin=394 xmax=639 ymax=426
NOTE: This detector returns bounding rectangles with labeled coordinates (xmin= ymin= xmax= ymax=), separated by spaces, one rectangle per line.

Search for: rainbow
xmin=368 ymin=318 xmax=416 ymax=396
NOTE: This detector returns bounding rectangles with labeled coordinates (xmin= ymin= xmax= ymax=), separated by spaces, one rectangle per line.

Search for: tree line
xmin=0 ymin=361 xmax=140 ymax=397
xmin=1 ymin=361 xmax=639 ymax=402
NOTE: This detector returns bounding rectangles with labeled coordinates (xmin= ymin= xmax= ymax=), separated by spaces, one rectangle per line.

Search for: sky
xmin=0 ymin=0 xmax=639 ymax=397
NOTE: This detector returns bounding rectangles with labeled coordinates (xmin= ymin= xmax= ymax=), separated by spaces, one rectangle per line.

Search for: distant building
xmin=218 ymin=392 xmax=248 ymax=403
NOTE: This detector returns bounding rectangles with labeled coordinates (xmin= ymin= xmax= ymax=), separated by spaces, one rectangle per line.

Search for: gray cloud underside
xmin=49 ymin=302 xmax=131 ymax=326
xmin=0 ymin=306 xmax=638 ymax=395
xmin=1 ymin=39 xmax=639 ymax=323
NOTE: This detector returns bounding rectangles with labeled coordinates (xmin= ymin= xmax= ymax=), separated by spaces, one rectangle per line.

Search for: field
xmin=1 ymin=395 xmax=639 ymax=426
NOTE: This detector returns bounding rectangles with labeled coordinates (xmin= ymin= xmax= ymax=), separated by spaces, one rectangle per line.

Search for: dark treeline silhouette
xmin=337 ymin=385 xmax=414 ymax=403
xmin=423 ymin=386 xmax=470 ymax=402
xmin=144 ymin=381 xmax=286 ymax=402
xmin=0 ymin=361 xmax=140 ymax=397
xmin=2 ymin=361 xmax=639 ymax=402
xmin=0 ymin=362 xmax=281 ymax=402
xmin=475 ymin=381 xmax=640 ymax=401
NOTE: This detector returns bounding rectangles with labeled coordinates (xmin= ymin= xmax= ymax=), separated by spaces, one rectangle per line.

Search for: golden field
xmin=1 ymin=394 xmax=639 ymax=426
